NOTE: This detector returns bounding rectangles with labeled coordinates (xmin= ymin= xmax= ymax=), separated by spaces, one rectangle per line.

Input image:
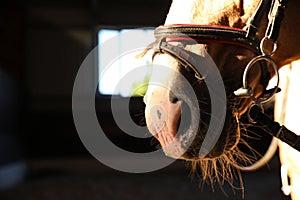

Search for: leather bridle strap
xmin=151 ymin=37 xmax=208 ymax=79
xmin=154 ymin=25 xmax=260 ymax=53
xmin=266 ymin=0 xmax=288 ymax=42
xmin=248 ymin=105 xmax=300 ymax=152
xmin=246 ymin=0 xmax=270 ymax=40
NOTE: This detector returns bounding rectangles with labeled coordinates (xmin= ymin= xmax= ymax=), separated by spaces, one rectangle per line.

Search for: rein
xmin=145 ymin=0 xmax=300 ymax=152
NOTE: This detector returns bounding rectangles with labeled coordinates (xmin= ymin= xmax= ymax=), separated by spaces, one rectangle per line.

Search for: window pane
xmin=98 ymin=28 xmax=154 ymax=97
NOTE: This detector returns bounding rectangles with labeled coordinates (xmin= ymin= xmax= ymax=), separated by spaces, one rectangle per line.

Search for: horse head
xmin=144 ymin=0 xmax=300 ymax=183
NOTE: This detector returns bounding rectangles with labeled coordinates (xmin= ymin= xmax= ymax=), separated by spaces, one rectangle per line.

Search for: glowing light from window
xmin=98 ymin=28 xmax=154 ymax=97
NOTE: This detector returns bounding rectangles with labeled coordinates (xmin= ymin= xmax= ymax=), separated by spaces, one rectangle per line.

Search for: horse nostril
xmin=169 ymin=91 xmax=179 ymax=104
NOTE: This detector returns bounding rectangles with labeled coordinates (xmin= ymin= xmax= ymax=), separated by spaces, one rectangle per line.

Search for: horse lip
xmin=160 ymin=136 xmax=188 ymax=159
xmin=158 ymin=129 xmax=197 ymax=160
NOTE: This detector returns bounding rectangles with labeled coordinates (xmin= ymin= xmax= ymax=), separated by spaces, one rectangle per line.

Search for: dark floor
xmin=0 ymin=155 xmax=291 ymax=200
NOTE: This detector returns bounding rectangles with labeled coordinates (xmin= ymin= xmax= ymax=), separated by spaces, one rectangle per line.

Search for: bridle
xmin=151 ymin=0 xmax=283 ymax=100
xmin=142 ymin=0 xmax=300 ymax=153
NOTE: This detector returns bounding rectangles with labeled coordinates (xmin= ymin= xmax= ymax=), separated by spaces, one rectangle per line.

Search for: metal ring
xmin=260 ymin=37 xmax=277 ymax=56
xmin=242 ymin=55 xmax=279 ymax=104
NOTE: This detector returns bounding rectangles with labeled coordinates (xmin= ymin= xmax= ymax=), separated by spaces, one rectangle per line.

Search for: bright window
xmin=98 ymin=28 xmax=155 ymax=97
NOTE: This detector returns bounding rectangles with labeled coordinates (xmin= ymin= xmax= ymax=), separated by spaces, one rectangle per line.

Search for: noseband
xmin=143 ymin=0 xmax=300 ymax=152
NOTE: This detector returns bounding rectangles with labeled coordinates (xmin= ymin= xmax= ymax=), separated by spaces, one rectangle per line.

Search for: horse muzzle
xmin=144 ymin=55 xmax=238 ymax=160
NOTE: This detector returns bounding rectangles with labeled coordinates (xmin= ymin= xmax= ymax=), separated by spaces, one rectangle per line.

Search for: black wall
xmin=1 ymin=0 xmax=171 ymax=159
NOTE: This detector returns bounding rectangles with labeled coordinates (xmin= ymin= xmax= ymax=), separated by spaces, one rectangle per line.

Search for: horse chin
xmin=171 ymin=100 xmax=249 ymax=186
xmin=177 ymin=99 xmax=241 ymax=161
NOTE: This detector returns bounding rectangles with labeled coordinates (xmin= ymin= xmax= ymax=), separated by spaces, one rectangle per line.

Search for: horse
xmin=143 ymin=0 xmax=300 ymax=198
